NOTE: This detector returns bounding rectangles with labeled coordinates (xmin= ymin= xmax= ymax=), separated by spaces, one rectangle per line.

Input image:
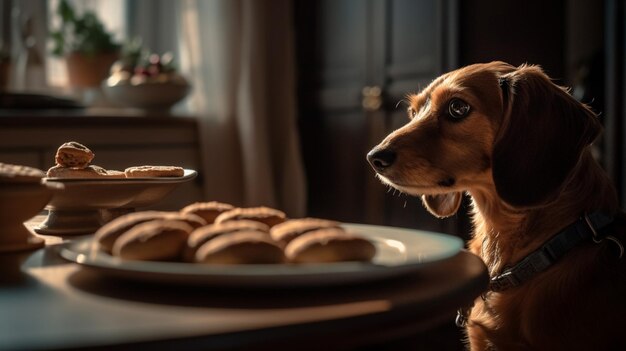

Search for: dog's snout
xmin=367 ymin=148 xmax=396 ymax=172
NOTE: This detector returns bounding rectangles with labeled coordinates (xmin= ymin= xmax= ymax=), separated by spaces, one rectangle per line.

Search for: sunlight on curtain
xmin=176 ymin=0 xmax=307 ymax=217
xmin=177 ymin=0 xmax=246 ymax=206
xmin=6 ymin=0 xmax=47 ymax=92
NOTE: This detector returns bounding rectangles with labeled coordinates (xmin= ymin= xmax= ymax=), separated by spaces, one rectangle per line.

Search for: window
xmin=47 ymin=0 xmax=127 ymax=88
xmin=1 ymin=1 xmax=181 ymax=93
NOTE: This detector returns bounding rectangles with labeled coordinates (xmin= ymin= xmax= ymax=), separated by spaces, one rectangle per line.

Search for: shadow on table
xmin=66 ymin=265 xmax=469 ymax=351
xmin=0 ymin=250 xmax=37 ymax=286
xmin=65 ymin=252 xmax=485 ymax=312
xmin=0 ymin=244 xmax=77 ymax=287
xmin=66 ymin=265 xmax=436 ymax=309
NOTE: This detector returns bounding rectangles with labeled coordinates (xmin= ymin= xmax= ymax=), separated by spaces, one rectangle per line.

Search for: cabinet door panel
xmin=318 ymin=0 xmax=368 ymax=75
xmin=389 ymin=0 xmax=440 ymax=74
xmin=302 ymin=111 xmax=370 ymax=222
xmin=298 ymin=0 xmax=371 ymax=223
xmin=385 ymin=0 xmax=444 ymax=103
xmin=297 ymin=0 xmax=459 ymax=234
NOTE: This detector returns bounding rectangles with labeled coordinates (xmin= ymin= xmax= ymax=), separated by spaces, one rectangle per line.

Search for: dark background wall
xmin=459 ymin=0 xmax=566 ymax=80
xmin=295 ymin=0 xmax=621 ymax=239
xmin=294 ymin=2 xmax=623 ymax=349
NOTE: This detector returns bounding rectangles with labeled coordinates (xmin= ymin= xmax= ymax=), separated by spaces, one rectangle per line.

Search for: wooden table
xmin=0 ymin=220 xmax=488 ymax=351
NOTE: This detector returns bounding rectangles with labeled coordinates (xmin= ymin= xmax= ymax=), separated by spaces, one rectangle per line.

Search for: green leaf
xmin=50 ymin=31 xmax=63 ymax=42
xmin=58 ymin=0 xmax=75 ymax=23
xmin=51 ymin=46 xmax=64 ymax=57
xmin=49 ymin=30 xmax=65 ymax=57
xmin=49 ymin=0 xmax=121 ymax=56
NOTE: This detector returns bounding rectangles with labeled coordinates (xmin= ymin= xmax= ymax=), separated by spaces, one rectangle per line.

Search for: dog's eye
xmin=448 ymin=98 xmax=470 ymax=119
xmin=408 ymin=108 xmax=417 ymax=119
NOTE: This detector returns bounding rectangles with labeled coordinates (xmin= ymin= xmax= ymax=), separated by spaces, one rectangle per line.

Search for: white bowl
xmin=103 ymin=79 xmax=191 ymax=110
xmin=35 ymin=169 xmax=197 ymax=236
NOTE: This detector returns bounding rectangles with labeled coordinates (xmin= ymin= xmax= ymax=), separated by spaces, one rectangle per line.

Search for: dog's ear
xmin=492 ymin=65 xmax=602 ymax=207
xmin=421 ymin=192 xmax=462 ymax=218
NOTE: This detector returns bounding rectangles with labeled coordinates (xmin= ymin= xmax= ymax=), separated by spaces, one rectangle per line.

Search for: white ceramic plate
xmin=35 ymin=169 xmax=198 ymax=236
xmin=59 ymin=223 xmax=463 ymax=288
xmin=42 ymin=169 xmax=197 ymax=210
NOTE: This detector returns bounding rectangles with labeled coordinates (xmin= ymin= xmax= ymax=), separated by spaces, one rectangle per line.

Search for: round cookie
xmin=195 ymin=230 xmax=285 ymax=264
xmin=55 ymin=141 xmax=94 ymax=168
xmin=112 ymin=219 xmax=193 ymax=261
xmin=103 ymin=170 xmax=126 ymax=179
xmin=0 ymin=162 xmax=45 ymax=184
xmin=180 ymin=201 xmax=235 ymax=224
xmin=125 ymin=166 xmax=184 ymax=178
xmin=184 ymin=220 xmax=270 ymax=262
xmin=95 ymin=211 xmax=170 ymax=253
xmin=95 ymin=210 xmax=207 ymax=253
xmin=47 ymin=165 xmax=109 ymax=178
xmin=270 ymin=218 xmax=341 ymax=246
xmin=284 ymin=228 xmax=377 ymax=264
xmin=214 ymin=206 xmax=286 ymax=228
xmin=161 ymin=212 xmax=207 ymax=229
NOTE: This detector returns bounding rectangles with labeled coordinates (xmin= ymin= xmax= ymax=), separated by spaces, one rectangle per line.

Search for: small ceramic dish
xmin=0 ymin=182 xmax=63 ymax=252
xmin=35 ymin=169 xmax=197 ymax=236
xmin=103 ymin=80 xmax=191 ymax=110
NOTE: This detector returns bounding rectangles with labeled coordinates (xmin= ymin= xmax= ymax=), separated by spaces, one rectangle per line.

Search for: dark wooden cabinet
xmin=296 ymin=0 xmax=462 ymax=235
xmin=0 ymin=110 xmax=204 ymax=211
xmin=296 ymin=0 xmax=616 ymax=235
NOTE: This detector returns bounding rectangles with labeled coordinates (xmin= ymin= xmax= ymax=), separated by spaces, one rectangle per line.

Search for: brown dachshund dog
xmin=367 ymin=61 xmax=626 ymax=350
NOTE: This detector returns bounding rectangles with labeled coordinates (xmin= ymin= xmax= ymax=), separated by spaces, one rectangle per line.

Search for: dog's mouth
xmin=421 ymin=193 xmax=462 ymax=218
xmin=376 ymin=173 xmax=455 ymax=195
xmin=376 ymin=174 xmax=462 ymax=218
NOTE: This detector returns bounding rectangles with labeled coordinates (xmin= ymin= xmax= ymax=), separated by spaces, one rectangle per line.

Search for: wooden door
xmin=296 ymin=0 xmax=463 ymax=235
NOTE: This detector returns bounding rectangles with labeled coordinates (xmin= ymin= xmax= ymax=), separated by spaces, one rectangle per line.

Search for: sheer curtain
xmin=176 ymin=0 xmax=307 ymax=217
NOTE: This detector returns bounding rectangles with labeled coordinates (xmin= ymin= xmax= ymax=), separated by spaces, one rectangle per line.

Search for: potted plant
xmin=49 ymin=0 xmax=120 ymax=88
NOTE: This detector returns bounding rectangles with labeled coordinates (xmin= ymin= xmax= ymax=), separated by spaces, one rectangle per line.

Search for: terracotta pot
xmin=66 ymin=51 xmax=119 ymax=88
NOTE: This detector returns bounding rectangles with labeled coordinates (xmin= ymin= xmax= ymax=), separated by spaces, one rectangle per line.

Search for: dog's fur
xmin=367 ymin=61 xmax=626 ymax=350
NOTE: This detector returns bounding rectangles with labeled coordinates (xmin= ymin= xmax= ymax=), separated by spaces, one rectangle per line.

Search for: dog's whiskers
xmin=373 ymin=173 xmax=411 ymax=198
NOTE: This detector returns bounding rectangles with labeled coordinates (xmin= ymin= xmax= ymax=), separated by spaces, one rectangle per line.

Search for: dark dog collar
xmin=489 ymin=211 xmax=623 ymax=292
xmin=456 ymin=211 xmax=623 ymax=327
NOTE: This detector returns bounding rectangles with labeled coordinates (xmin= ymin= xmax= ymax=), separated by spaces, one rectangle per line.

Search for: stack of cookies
xmin=94 ymin=201 xmax=377 ymax=265
xmin=47 ymin=141 xmax=125 ymax=178
xmin=46 ymin=141 xmax=184 ymax=178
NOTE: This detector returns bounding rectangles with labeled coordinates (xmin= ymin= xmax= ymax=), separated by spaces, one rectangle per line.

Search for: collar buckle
xmin=584 ymin=212 xmax=624 ymax=258
xmin=584 ymin=213 xmax=603 ymax=244
xmin=489 ymin=270 xmax=519 ymax=292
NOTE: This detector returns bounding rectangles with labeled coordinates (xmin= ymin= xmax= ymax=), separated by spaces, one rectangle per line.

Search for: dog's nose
xmin=367 ymin=148 xmax=396 ymax=172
